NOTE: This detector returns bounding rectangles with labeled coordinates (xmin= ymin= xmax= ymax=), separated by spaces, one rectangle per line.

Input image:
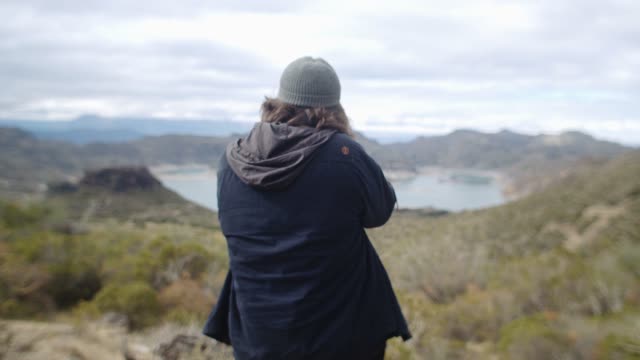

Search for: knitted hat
xmin=277 ymin=57 xmax=341 ymax=108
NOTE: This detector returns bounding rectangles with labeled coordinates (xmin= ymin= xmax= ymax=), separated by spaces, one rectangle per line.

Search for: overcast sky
xmin=1 ymin=0 xmax=639 ymax=144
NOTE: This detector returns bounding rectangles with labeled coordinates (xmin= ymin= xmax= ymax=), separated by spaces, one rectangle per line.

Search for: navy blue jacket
xmin=203 ymin=128 xmax=411 ymax=359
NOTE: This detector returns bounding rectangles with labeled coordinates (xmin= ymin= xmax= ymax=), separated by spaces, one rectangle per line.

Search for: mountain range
xmin=0 ymin=124 xmax=632 ymax=197
xmin=0 ymin=115 xmax=253 ymax=144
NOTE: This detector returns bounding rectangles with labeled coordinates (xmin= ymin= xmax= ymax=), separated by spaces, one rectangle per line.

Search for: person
xmin=203 ymin=56 xmax=411 ymax=359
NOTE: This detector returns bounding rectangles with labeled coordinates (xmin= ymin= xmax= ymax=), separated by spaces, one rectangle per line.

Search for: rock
xmin=0 ymin=320 xmax=124 ymax=360
xmin=0 ymin=320 xmax=233 ymax=360
xmin=47 ymin=180 xmax=78 ymax=194
xmin=101 ymin=312 xmax=130 ymax=329
xmin=155 ymin=334 xmax=222 ymax=360
xmin=123 ymin=342 xmax=152 ymax=360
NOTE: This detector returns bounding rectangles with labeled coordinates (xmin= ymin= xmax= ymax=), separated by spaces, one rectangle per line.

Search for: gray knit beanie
xmin=277 ymin=56 xmax=341 ymax=107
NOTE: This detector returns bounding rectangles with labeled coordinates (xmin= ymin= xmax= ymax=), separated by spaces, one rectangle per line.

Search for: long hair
xmin=260 ymin=97 xmax=353 ymax=136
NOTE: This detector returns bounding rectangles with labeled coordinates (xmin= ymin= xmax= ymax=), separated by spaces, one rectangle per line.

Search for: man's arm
xmin=352 ymin=146 xmax=397 ymax=228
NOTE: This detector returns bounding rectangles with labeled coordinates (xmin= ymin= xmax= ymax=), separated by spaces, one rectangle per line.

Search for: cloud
xmin=0 ymin=0 xmax=638 ymax=144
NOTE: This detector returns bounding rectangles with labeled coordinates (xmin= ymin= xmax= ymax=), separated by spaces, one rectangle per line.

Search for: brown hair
xmin=260 ymin=97 xmax=353 ymax=136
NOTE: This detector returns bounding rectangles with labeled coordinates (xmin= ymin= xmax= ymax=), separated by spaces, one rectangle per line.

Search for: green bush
xmin=619 ymin=243 xmax=640 ymax=279
xmin=595 ymin=334 xmax=640 ymax=360
xmin=0 ymin=202 xmax=49 ymax=228
xmin=436 ymin=290 xmax=519 ymax=343
xmin=0 ymin=299 xmax=41 ymax=318
xmin=498 ymin=315 xmax=573 ymax=360
xmin=165 ymin=308 xmax=201 ymax=326
xmin=47 ymin=260 xmax=102 ymax=309
xmin=132 ymin=240 xmax=215 ymax=288
xmin=93 ymin=281 xmax=161 ymax=329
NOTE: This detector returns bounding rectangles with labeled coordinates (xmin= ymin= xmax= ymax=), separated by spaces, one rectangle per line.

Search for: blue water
xmin=155 ymin=170 xmax=505 ymax=212
xmin=391 ymin=173 xmax=505 ymax=211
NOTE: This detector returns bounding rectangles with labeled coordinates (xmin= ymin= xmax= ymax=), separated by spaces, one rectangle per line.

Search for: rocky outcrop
xmin=155 ymin=334 xmax=219 ymax=360
xmin=47 ymin=180 xmax=79 ymax=194
xmin=79 ymin=167 xmax=162 ymax=192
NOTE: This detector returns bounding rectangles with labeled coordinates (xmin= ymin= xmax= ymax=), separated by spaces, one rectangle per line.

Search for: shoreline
xmin=149 ymin=164 xmax=216 ymax=180
xmin=384 ymin=166 xmax=518 ymax=201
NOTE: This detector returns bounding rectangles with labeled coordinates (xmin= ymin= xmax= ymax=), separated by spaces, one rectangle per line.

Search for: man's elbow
xmin=362 ymin=205 xmax=395 ymax=228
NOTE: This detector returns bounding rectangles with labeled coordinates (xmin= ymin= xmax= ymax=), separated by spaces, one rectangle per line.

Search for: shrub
xmin=548 ymin=253 xmax=633 ymax=316
xmin=0 ymin=262 xmax=53 ymax=315
xmin=165 ymin=308 xmax=201 ymax=326
xmin=131 ymin=240 xmax=215 ymax=289
xmin=71 ymin=300 xmax=101 ymax=322
xmin=93 ymin=281 xmax=161 ymax=329
xmin=0 ymin=299 xmax=42 ymax=318
xmin=498 ymin=315 xmax=574 ymax=360
xmin=619 ymin=242 xmax=640 ymax=279
xmin=0 ymin=202 xmax=49 ymax=228
xmin=437 ymin=289 xmax=520 ymax=343
xmin=595 ymin=334 xmax=640 ymax=360
xmin=398 ymin=234 xmax=489 ymax=304
xmin=46 ymin=260 xmax=102 ymax=309
xmin=158 ymin=277 xmax=214 ymax=317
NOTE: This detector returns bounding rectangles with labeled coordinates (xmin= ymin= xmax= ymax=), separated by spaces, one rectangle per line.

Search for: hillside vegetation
xmin=368 ymin=150 xmax=640 ymax=359
xmin=0 ymin=168 xmax=226 ymax=326
xmin=0 ymin=149 xmax=638 ymax=359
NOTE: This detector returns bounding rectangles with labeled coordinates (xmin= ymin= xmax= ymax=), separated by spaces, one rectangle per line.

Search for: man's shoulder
xmin=321 ymin=132 xmax=367 ymax=160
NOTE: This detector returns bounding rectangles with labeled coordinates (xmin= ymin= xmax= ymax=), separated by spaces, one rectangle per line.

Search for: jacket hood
xmin=225 ymin=122 xmax=336 ymax=190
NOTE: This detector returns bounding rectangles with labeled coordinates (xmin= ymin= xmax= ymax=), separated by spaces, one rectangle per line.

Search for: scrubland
xmin=1 ymin=151 xmax=639 ymax=359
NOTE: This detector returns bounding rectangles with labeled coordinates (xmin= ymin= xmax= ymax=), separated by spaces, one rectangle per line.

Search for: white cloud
xmin=0 ymin=0 xmax=638 ymax=144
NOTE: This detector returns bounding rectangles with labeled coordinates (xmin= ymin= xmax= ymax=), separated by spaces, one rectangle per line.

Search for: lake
xmin=153 ymin=166 xmax=506 ymax=212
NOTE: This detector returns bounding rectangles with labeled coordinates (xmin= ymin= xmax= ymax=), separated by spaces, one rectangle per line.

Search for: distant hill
xmin=0 ymin=126 xmax=631 ymax=197
xmin=380 ymin=129 xmax=630 ymax=196
xmin=0 ymin=115 xmax=252 ymax=144
xmin=0 ymin=128 xmax=79 ymax=194
xmin=0 ymin=128 xmax=231 ymax=194
xmin=373 ymin=129 xmax=627 ymax=169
